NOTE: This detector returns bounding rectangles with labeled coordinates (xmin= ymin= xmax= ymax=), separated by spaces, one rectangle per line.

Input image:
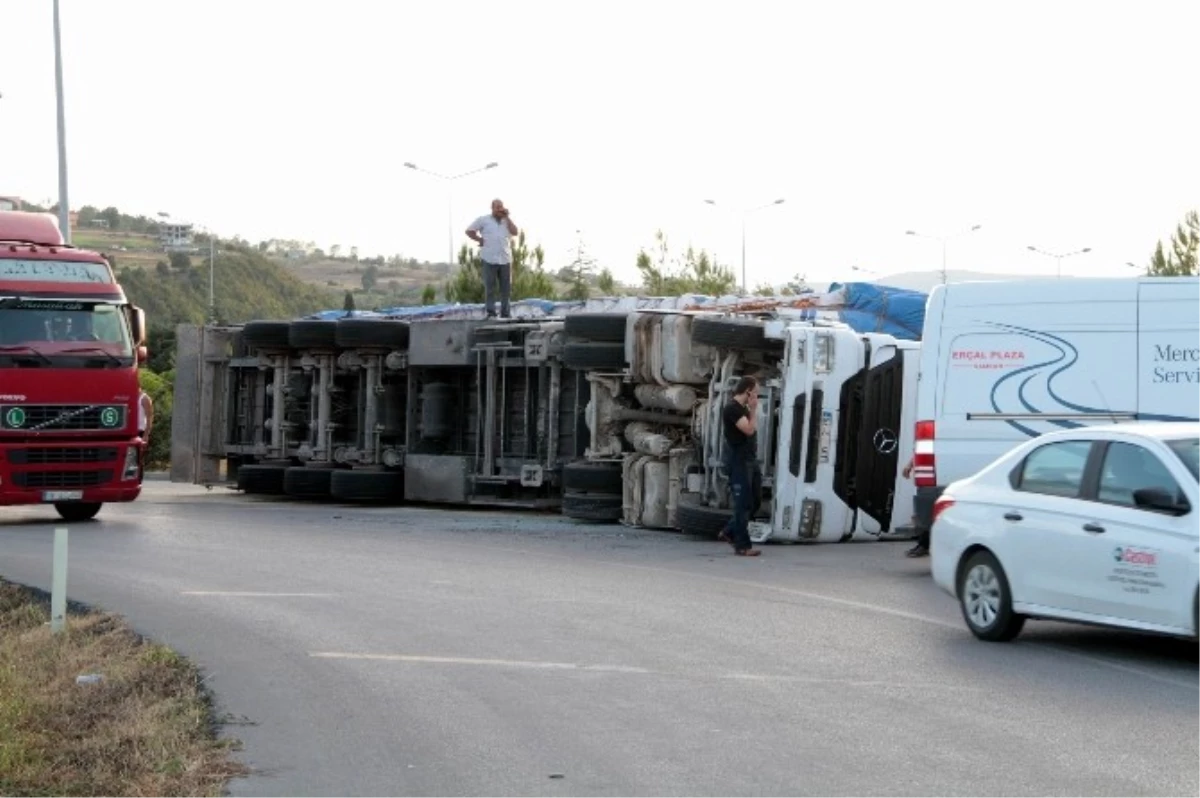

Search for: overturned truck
xmin=171 ymin=284 xmax=927 ymax=543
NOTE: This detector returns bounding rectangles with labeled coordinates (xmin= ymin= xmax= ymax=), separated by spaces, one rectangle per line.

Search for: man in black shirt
xmin=719 ymin=375 xmax=762 ymax=556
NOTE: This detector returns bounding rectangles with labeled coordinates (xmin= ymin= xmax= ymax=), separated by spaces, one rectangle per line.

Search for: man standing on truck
xmin=717 ymin=376 xmax=763 ymax=557
xmin=465 ymin=199 xmax=519 ymax=319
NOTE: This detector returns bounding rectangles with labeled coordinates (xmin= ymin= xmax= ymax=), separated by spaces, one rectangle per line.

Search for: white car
xmin=931 ymin=423 xmax=1199 ymax=642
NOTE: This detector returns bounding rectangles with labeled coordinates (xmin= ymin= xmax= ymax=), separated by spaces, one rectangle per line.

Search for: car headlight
xmin=122 ymin=446 xmax=140 ymax=480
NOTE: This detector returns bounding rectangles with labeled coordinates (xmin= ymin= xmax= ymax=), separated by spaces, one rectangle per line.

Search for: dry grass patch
xmin=0 ymin=580 xmax=248 ymax=796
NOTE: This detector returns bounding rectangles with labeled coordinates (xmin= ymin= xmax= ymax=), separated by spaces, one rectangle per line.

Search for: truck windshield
xmin=0 ymin=300 xmax=133 ymax=363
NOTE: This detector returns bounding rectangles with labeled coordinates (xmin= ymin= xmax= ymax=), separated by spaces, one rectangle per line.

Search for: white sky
xmin=2 ymin=0 xmax=1197 ymax=290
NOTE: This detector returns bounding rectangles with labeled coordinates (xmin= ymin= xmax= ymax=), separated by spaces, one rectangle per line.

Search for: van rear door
xmin=930 ymin=280 xmax=1139 ymax=487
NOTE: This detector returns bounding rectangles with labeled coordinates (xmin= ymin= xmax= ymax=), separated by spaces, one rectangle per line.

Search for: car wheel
xmin=958 ymin=550 xmax=1025 ymax=642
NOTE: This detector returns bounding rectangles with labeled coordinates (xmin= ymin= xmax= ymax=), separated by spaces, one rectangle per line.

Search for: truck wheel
xmin=289 ymin=320 xmax=338 ymax=349
xmin=330 ymin=469 xmax=404 ymax=503
xmin=563 ymin=342 xmax=625 ymax=371
xmin=564 ymin=313 xmax=628 ymax=343
xmin=676 ymin=493 xmax=732 ymax=537
xmin=561 ymin=491 xmax=622 ymax=522
xmin=691 ymin=317 xmax=778 ymax=351
xmin=241 ymin=321 xmax=292 ymax=351
xmin=284 ymin=466 xmax=338 ymax=499
xmin=237 ymin=464 xmax=287 ymax=495
xmin=55 ymin=502 xmax=101 ymax=522
xmin=562 ymin=460 xmax=623 ymax=493
xmin=335 ymin=318 xmax=410 ymax=349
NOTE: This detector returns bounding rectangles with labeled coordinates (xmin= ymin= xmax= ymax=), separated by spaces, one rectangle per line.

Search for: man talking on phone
xmin=466 ymin=199 xmax=519 ymax=318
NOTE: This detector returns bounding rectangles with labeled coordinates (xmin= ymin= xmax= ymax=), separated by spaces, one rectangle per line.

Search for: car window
xmin=1015 ymin=440 xmax=1092 ymax=498
xmin=1098 ymin=442 xmax=1184 ymax=508
xmin=1166 ymin=438 xmax=1199 ymax=481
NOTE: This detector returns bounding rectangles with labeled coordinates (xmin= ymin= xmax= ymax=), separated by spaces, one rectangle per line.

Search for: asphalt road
xmin=1 ymin=481 xmax=1196 ymax=797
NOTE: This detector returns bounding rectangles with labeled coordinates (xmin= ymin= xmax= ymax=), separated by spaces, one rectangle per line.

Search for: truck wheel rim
xmin=964 ymin=564 xmax=1001 ymax=629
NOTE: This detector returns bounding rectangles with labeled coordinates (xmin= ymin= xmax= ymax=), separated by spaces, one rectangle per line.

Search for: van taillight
xmin=932 ymin=495 xmax=955 ymax=524
xmin=913 ymin=420 xmax=936 ymax=488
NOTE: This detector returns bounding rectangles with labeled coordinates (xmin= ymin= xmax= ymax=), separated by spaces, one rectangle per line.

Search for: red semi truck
xmin=0 ymin=210 xmax=148 ymax=521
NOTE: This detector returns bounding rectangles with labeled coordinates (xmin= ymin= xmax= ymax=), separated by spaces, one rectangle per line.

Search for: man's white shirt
xmin=467 ymin=215 xmax=514 ymax=265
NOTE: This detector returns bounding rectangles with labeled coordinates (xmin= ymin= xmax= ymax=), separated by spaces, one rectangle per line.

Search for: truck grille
xmin=8 ymin=447 xmax=120 ymax=465
xmin=12 ymin=470 xmax=113 ymax=488
xmin=0 ymin=404 xmax=127 ymax=432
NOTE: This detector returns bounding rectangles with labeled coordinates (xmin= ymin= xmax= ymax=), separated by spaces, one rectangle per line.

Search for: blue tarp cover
xmin=304 ymin=282 xmax=928 ymax=340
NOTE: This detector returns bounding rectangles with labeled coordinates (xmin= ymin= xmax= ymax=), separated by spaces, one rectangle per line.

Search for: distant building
xmin=0 ymin=196 xmax=22 ymax=211
xmin=158 ymin=220 xmax=194 ymax=252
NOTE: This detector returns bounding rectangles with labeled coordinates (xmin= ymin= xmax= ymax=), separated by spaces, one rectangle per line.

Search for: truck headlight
xmin=122 ymin=446 xmax=140 ymax=480
xmin=813 ymin=334 xmax=833 ymax=373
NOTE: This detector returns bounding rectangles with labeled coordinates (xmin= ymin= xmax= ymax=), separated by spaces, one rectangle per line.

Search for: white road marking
xmin=307 ymin=651 xmax=980 ymax=689
xmin=182 ymin=591 xmax=336 ymax=597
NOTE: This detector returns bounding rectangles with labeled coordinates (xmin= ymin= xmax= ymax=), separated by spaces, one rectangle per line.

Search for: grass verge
xmin=0 ymin=579 xmax=248 ymax=796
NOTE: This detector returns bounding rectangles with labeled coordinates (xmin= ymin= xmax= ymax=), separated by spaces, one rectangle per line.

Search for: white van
xmin=911 ymin=276 xmax=1200 ymax=529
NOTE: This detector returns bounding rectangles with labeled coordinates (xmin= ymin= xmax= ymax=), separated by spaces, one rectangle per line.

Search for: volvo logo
xmin=873 ymin=428 xmax=898 ymax=455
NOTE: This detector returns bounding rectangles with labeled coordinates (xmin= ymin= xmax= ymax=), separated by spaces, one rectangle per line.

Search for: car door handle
xmin=1003 ymin=512 xmax=1023 ymax=522
xmin=1083 ymin=522 xmax=1106 ymax=534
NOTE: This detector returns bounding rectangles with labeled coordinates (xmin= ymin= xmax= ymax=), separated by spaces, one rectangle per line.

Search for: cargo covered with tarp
xmin=302 ymin=282 xmax=928 ymax=340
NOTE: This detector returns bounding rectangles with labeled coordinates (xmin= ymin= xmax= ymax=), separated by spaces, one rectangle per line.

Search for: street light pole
xmin=404 ymin=161 xmax=499 ymax=267
xmin=905 ymin=224 xmax=982 ymax=284
xmin=705 ymin=197 xmax=785 ymax=294
xmin=53 ymin=0 xmax=71 ymax=244
xmin=1027 ymin=245 xmax=1091 ymax=279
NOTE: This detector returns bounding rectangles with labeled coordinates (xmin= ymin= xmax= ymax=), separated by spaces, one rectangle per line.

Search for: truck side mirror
xmin=130 ymin=306 xmax=147 ymax=346
xmin=137 ymin=345 xmax=148 ymax=364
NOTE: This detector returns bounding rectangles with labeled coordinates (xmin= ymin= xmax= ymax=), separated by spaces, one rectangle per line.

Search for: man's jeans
xmin=482 ymin=260 xmax=511 ymax=317
xmin=722 ymin=456 xmax=755 ymax=551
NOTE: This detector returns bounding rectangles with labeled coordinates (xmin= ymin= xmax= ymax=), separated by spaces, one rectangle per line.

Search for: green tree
xmin=361 ymin=264 xmax=379 ymax=292
xmin=635 ymin=230 xmax=735 ymax=295
xmin=343 ymin=291 xmax=356 ymax=312
xmin=100 ymin=206 xmax=121 ymax=231
xmin=445 ymin=231 xmax=556 ymax=303
xmin=597 ymin=267 xmax=617 ymax=295
xmin=138 ymin=368 xmax=174 ymax=469
xmin=1144 ymin=210 xmax=1199 ymax=276
xmin=168 ymin=252 xmax=191 ymax=272
xmin=421 ymin=284 xmax=437 ymax=305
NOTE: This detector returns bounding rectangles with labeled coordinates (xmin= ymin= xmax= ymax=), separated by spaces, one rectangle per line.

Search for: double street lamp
xmin=905 ymin=224 xmax=982 ymax=284
xmin=1027 ymin=245 xmax=1091 ymax=278
xmin=404 ymin=161 xmax=499 ymax=268
xmin=703 ymin=197 xmax=786 ymax=294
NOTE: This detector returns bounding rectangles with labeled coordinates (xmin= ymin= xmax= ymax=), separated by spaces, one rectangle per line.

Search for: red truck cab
xmin=0 ymin=210 xmax=148 ymax=521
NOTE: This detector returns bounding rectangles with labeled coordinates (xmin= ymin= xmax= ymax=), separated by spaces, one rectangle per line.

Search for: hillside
xmin=117 ymin=245 xmax=338 ymax=329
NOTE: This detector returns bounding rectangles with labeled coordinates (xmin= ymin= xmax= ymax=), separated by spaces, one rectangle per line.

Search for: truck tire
xmin=237 ymin=464 xmax=287 ymax=495
xmin=676 ymin=493 xmax=732 ymax=537
xmin=561 ymin=491 xmax=622 ymax=522
xmin=335 ymin=318 xmax=410 ymax=350
xmin=284 ymin=466 xmax=338 ymax=499
xmin=330 ymin=469 xmax=404 ymax=503
xmin=564 ymin=313 xmax=628 ymax=343
xmin=289 ymin=320 xmax=338 ymax=349
xmin=55 ymin=502 xmax=101 ymax=522
xmin=241 ymin=321 xmax=292 ymax=351
xmin=563 ymin=342 xmax=625 ymax=371
xmin=691 ymin=317 xmax=778 ymax=351
xmin=562 ymin=460 xmax=623 ymax=494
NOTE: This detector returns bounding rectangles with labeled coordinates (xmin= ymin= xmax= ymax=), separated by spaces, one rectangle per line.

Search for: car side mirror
xmin=137 ymin=345 xmax=148 ymax=365
xmin=1133 ymin=487 xmax=1190 ymax=516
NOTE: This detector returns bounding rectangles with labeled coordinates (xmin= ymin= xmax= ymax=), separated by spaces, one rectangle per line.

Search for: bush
xmin=138 ymin=368 xmax=173 ymax=470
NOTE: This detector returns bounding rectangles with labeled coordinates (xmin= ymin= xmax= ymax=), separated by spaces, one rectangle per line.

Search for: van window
xmin=1167 ymin=438 xmax=1199 ymax=481
xmin=1099 ymin=442 xmax=1184 ymax=508
xmin=1014 ymin=440 xmax=1092 ymax=498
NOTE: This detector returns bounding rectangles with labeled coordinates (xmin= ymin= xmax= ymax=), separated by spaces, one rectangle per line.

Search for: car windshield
xmin=0 ymin=300 xmax=133 ymax=362
xmin=1166 ymin=438 xmax=1199 ymax=481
